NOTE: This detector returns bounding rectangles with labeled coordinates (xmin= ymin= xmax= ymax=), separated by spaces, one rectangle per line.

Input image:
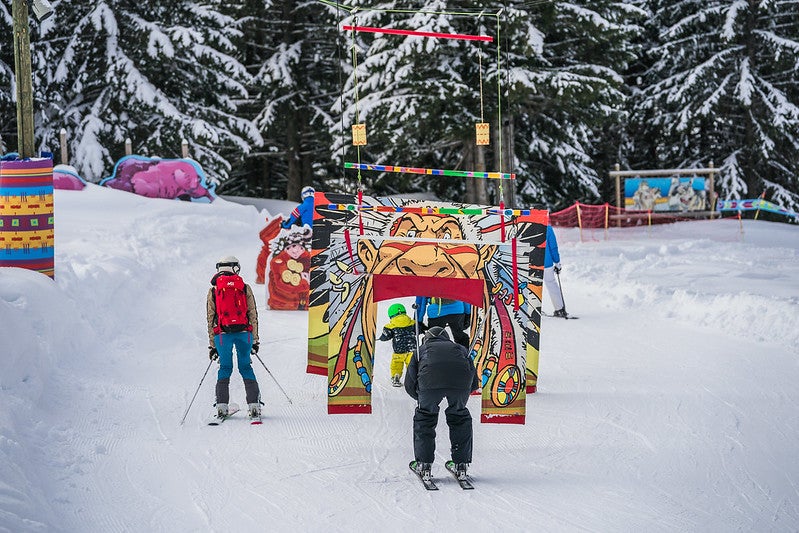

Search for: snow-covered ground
xmin=1 ymin=185 xmax=797 ymax=532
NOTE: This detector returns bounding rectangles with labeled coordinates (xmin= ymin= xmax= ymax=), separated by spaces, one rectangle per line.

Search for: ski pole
xmin=180 ymin=358 xmax=214 ymax=426
xmin=254 ymin=353 xmax=293 ymax=404
xmin=555 ymin=269 xmax=568 ymax=316
xmin=413 ymin=303 xmax=420 ymax=352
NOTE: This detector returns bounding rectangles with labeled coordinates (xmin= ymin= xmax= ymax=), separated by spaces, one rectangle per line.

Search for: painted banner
xmin=0 ymin=158 xmax=55 ymax=278
xmin=716 ymin=198 xmax=798 ymax=219
xmin=307 ymin=192 xmax=548 ymax=424
xmin=625 ymin=177 xmax=708 ymax=212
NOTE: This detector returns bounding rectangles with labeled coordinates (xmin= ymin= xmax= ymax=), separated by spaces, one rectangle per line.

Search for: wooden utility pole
xmin=12 ymin=0 xmax=35 ymax=158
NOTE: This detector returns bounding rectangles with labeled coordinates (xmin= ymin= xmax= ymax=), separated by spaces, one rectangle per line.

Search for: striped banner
xmin=344 ymin=162 xmax=515 ymax=180
xmin=324 ymin=203 xmax=535 ymax=217
xmin=0 ymin=158 xmax=55 ymax=278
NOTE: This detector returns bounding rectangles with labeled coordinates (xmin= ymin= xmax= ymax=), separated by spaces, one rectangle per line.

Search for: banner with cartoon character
xmin=625 ymin=177 xmax=708 ymax=212
xmin=100 ymin=155 xmax=216 ymax=202
xmin=307 ymin=192 xmax=548 ymax=424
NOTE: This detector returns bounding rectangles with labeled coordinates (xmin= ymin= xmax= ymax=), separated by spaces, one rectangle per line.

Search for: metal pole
xmin=12 ymin=0 xmax=36 ymax=158
xmin=555 ymin=269 xmax=567 ymax=316
xmin=180 ymin=359 xmax=214 ymax=426
xmin=253 ymin=353 xmax=293 ymax=404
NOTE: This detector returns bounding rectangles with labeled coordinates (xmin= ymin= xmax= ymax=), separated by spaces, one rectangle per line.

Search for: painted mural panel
xmin=625 ymin=177 xmax=708 ymax=212
xmin=307 ymin=192 xmax=548 ymax=424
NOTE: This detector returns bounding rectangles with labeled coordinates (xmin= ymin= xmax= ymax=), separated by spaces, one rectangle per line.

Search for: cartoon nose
xmin=396 ymin=246 xmax=455 ymax=277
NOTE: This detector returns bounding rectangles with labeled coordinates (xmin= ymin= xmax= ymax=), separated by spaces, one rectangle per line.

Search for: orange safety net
xmin=549 ymin=202 xmax=745 ymax=242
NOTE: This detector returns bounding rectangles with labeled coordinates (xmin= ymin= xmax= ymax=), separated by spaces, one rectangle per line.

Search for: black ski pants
xmin=428 ymin=313 xmax=469 ymax=349
xmin=412 ymin=388 xmax=473 ymax=464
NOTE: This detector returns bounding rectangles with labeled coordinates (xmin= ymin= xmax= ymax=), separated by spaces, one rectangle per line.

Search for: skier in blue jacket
xmin=414 ymin=296 xmax=471 ymax=349
xmin=281 ymin=186 xmax=315 ymax=228
xmin=543 ymin=225 xmax=567 ymax=317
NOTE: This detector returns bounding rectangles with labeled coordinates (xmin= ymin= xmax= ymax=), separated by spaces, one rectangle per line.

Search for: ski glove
xmin=209 ymin=346 xmax=218 ymax=361
xmin=553 ymin=262 xmax=562 ymax=274
xmin=251 ymin=343 xmax=259 ymax=355
xmin=280 ymin=219 xmax=291 ymax=229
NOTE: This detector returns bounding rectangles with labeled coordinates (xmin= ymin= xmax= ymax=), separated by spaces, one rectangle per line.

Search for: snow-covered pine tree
xmin=506 ymin=0 xmax=645 ymax=209
xmin=229 ymin=0 xmax=340 ymax=201
xmin=0 ymin=2 xmax=14 ymax=152
xmin=634 ymin=0 xmax=799 ymax=212
xmin=0 ymin=0 xmax=54 ymax=155
xmin=331 ymin=1 xmax=506 ymax=202
xmin=34 ymin=0 xmax=260 ymax=183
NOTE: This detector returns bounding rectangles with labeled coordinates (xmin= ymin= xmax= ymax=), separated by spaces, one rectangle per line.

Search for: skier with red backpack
xmin=207 ymin=256 xmax=262 ymax=422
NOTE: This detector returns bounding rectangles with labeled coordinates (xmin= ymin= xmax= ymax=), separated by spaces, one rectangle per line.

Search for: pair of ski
xmin=542 ymin=311 xmax=579 ymax=320
xmin=409 ymin=461 xmax=474 ymax=490
xmin=207 ymin=403 xmax=262 ymax=425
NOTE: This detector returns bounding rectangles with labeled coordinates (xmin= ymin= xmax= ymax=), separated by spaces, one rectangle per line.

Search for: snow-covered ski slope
xmin=1 ymin=185 xmax=797 ymax=532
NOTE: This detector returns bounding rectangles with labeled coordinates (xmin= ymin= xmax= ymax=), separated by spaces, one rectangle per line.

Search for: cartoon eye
xmin=405 ymin=230 xmax=417 ymax=238
xmin=441 ymin=230 xmax=452 ymax=239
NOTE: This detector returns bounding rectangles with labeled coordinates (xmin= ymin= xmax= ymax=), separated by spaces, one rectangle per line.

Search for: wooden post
xmin=614 ymin=163 xmax=621 ymax=228
xmin=708 ymin=161 xmax=716 ymax=215
xmin=125 ymin=138 xmax=132 ymax=156
xmin=575 ymin=201 xmax=583 ymax=243
xmin=181 ymin=139 xmax=189 ymax=159
xmin=12 ymin=0 xmax=35 ymax=159
xmin=59 ymin=128 xmax=68 ymax=165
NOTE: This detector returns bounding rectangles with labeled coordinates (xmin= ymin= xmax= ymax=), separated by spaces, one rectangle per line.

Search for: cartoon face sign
xmin=285 ymin=242 xmax=306 ymax=260
xmin=356 ymin=213 xmax=494 ymax=280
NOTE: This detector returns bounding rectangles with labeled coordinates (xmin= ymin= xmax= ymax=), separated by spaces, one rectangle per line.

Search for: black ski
xmin=445 ymin=461 xmax=474 ymax=490
xmin=409 ymin=461 xmax=438 ymax=491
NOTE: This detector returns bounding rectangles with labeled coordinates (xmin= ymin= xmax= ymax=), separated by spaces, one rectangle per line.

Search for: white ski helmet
xmin=216 ymin=255 xmax=240 ymax=274
xmin=301 ymin=186 xmax=315 ymax=199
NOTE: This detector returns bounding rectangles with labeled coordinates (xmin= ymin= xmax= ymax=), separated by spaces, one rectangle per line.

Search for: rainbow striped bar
xmin=344 ymin=162 xmax=515 ymax=180
xmin=325 ymin=204 xmax=537 ymax=217
xmin=342 ymin=25 xmax=493 ymax=43
xmin=0 ymin=158 xmax=55 ymax=278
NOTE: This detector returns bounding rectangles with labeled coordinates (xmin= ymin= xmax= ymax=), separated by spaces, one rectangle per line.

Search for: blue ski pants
xmin=214 ymin=332 xmax=257 ymax=381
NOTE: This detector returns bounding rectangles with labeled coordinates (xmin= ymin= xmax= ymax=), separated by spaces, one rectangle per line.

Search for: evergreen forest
xmin=1 ymin=0 xmax=797 ymax=212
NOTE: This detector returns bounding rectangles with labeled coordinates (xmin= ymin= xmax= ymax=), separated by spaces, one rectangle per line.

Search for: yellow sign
xmin=352 ymin=123 xmax=367 ymax=146
xmin=476 ymin=122 xmax=490 ymax=145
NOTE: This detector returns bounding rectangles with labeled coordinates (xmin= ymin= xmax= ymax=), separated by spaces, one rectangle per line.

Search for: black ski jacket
xmin=404 ymin=335 xmax=479 ymax=400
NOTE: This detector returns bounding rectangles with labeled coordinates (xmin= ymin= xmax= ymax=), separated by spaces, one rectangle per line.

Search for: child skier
xmin=378 ymin=303 xmax=418 ymax=387
xmin=207 ymin=256 xmax=262 ymax=421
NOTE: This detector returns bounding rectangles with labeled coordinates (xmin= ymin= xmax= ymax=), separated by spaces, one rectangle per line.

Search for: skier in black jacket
xmin=405 ymin=326 xmax=480 ymax=480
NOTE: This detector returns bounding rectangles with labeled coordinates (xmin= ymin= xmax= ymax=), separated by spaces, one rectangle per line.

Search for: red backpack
xmin=213 ymin=274 xmax=251 ymax=333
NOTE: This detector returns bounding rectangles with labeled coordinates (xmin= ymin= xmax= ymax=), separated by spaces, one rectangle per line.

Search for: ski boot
xmin=215 ymin=403 xmax=229 ymax=418
xmin=454 ymin=462 xmax=469 ymax=481
xmin=412 ymin=461 xmax=432 ymax=481
xmin=248 ymin=403 xmax=262 ymax=419
xmin=553 ymin=308 xmax=568 ymax=318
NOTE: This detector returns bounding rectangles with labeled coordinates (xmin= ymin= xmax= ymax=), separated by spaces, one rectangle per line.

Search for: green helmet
xmin=388 ymin=303 xmax=406 ymax=318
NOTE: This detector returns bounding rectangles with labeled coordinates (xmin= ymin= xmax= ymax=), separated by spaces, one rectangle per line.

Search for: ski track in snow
xmin=1 ymin=187 xmax=798 ymax=532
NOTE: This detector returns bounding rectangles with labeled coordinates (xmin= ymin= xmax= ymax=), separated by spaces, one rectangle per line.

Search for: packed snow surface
xmin=1 ymin=185 xmax=797 ymax=532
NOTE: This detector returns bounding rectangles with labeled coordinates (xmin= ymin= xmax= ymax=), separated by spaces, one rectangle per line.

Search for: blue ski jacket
xmin=544 ymin=225 xmax=560 ymax=268
xmin=282 ymin=195 xmax=315 ymax=228
xmin=414 ymin=297 xmax=471 ymax=321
